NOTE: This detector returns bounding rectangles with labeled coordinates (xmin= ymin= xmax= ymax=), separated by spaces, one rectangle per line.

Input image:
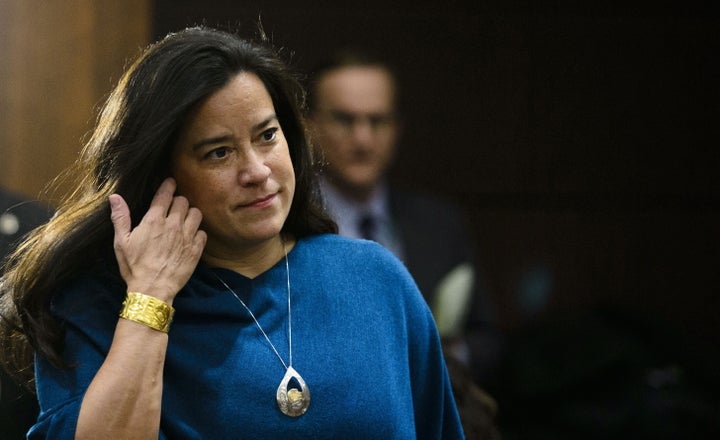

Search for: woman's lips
xmin=238 ymin=193 xmax=276 ymax=209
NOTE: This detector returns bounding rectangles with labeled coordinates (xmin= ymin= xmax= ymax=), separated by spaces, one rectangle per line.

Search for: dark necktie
xmin=358 ymin=214 xmax=377 ymax=241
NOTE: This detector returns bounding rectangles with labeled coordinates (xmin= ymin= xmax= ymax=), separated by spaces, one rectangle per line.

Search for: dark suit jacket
xmin=1 ymin=188 xmax=52 ymax=261
xmin=389 ymin=188 xmax=496 ymax=328
xmin=390 ymin=188 xmax=475 ymax=304
xmin=1 ymin=187 xmax=52 ymax=440
xmin=390 ymin=188 xmax=504 ymax=383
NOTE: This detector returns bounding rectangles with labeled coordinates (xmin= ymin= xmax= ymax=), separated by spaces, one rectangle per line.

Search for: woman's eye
xmin=262 ymin=127 xmax=279 ymax=142
xmin=206 ymin=147 xmax=230 ymax=159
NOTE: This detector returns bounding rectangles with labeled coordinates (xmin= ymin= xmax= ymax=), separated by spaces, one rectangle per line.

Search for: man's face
xmin=309 ymin=66 xmax=398 ymax=199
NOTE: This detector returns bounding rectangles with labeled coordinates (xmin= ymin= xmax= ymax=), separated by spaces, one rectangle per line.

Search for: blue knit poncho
xmin=31 ymin=234 xmax=464 ymax=439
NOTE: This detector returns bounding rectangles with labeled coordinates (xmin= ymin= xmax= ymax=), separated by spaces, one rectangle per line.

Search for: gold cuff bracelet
xmin=119 ymin=291 xmax=175 ymax=333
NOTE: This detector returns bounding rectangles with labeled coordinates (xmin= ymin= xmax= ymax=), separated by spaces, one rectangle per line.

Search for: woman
xmin=0 ymin=27 xmax=463 ymax=439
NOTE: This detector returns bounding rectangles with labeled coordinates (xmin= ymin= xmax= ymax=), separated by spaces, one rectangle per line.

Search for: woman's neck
xmin=201 ymin=235 xmax=295 ymax=278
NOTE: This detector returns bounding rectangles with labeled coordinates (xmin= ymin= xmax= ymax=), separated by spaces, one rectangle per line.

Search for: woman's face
xmin=171 ymin=72 xmax=295 ymax=255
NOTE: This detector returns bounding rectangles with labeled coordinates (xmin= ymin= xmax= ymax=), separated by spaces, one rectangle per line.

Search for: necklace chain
xmin=213 ymin=242 xmax=293 ymax=369
xmin=212 ymin=241 xmax=310 ymax=417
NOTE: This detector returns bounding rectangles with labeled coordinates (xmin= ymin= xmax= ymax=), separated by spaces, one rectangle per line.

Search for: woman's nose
xmin=237 ymin=151 xmax=271 ymax=186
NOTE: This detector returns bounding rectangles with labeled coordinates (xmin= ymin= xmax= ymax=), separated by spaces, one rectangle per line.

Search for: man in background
xmin=1 ymin=187 xmax=51 ymax=439
xmin=306 ymin=51 xmax=498 ymax=380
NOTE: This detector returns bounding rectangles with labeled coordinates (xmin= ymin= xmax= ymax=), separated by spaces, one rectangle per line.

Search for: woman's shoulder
xmin=296 ymin=233 xmax=398 ymax=263
xmin=294 ymin=234 xmax=432 ymax=323
xmin=294 ymin=233 xmax=416 ymax=288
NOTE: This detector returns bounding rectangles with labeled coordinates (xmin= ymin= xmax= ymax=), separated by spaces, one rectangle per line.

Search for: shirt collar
xmin=318 ymin=177 xmax=390 ymax=237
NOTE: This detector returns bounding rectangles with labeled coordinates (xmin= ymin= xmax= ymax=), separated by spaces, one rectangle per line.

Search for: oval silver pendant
xmin=276 ymin=366 xmax=310 ymax=417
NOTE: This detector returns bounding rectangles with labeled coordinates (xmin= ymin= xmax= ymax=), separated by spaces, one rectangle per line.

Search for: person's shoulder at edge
xmin=0 ymin=187 xmax=53 ymax=216
xmin=1 ymin=187 xmax=53 ymax=245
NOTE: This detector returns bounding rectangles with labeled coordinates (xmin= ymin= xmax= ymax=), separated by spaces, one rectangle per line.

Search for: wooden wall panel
xmin=0 ymin=0 xmax=150 ymax=202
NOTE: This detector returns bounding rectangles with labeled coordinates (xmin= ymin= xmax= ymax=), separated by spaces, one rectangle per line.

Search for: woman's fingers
xmin=166 ymin=192 xmax=190 ymax=226
xmin=109 ymin=194 xmax=132 ymax=242
xmin=185 ymin=206 xmax=205 ymax=241
xmin=109 ymin=178 xmax=206 ymax=300
xmin=147 ymin=177 xmax=177 ymax=218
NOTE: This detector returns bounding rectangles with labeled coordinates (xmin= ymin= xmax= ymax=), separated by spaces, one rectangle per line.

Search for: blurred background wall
xmin=152 ymin=2 xmax=719 ymax=356
xmin=0 ymin=0 xmax=150 ymax=200
xmin=1 ymin=0 xmax=718 ymax=431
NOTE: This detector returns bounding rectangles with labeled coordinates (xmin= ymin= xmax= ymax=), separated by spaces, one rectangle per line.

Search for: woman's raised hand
xmin=109 ymin=178 xmax=207 ymax=303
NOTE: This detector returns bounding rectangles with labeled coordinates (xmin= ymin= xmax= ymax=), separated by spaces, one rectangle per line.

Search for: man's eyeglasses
xmin=317 ymin=109 xmax=396 ymax=135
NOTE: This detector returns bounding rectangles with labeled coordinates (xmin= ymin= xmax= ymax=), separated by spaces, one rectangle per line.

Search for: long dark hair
xmin=0 ymin=26 xmax=336 ymax=385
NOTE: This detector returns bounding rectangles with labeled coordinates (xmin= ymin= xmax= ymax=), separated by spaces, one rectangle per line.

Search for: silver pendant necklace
xmin=213 ymin=242 xmax=310 ymax=417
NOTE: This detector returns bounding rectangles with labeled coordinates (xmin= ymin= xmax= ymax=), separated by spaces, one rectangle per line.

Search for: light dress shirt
xmin=319 ymin=177 xmax=405 ymax=261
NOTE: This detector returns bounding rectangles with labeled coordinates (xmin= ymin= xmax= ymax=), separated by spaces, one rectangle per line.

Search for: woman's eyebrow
xmin=191 ymin=115 xmax=278 ymax=150
xmin=192 ymin=134 xmax=233 ymax=151
xmin=253 ymin=114 xmax=279 ymax=131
